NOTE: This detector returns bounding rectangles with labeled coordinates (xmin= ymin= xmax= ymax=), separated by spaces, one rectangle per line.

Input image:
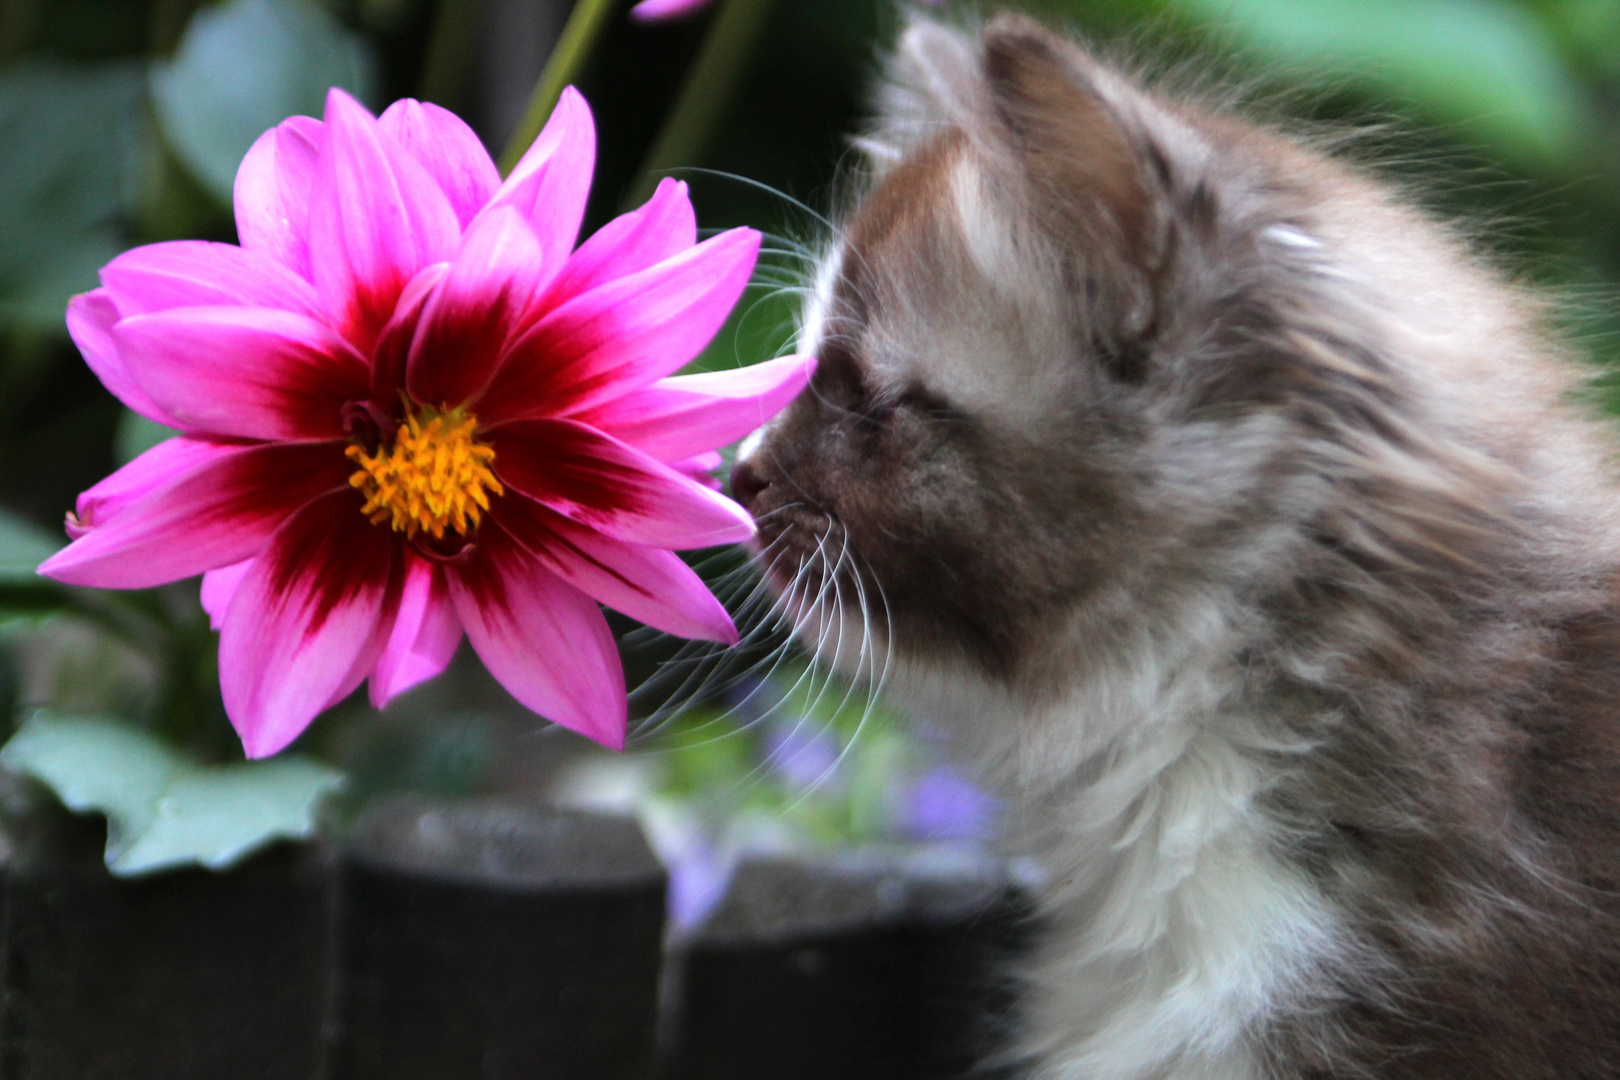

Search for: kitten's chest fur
xmin=889 ymin=602 xmax=1340 ymax=1080
xmin=892 ymin=557 xmax=1620 ymax=1080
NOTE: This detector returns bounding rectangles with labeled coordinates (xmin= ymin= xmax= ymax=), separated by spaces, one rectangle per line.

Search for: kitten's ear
xmin=979 ymin=14 xmax=1154 ymax=256
xmin=862 ymin=16 xmax=980 ymax=171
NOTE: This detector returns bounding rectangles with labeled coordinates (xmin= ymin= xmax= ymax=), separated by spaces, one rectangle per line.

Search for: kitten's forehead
xmin=808 ymin=132 xmax=1077 ymax=423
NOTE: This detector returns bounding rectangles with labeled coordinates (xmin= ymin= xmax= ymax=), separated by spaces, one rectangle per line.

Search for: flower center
xmin=346 ymin=404 xmax=503 ymax=540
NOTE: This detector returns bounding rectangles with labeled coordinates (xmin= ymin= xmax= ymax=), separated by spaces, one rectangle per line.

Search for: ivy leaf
xmin=151 ymin=0 xmax=378 ymax=207
xmin=0 ymin=713 xmax=346 ymax=875
xmin=0 ymin=508 xmax=70 ymax=631
xmin=0 ymin=508 xmax=64 ymax=586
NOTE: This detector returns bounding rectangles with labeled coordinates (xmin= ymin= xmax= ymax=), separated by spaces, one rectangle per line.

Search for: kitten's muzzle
xmin=728 ymin=458 xmax=769 ymax=510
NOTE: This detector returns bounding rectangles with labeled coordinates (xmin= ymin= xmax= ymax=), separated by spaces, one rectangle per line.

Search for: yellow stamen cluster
xmin=347 ymin=406 xmax=503 ymax=540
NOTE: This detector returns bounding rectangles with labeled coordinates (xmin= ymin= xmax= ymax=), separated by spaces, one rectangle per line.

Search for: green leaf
xmin=115 ymin=757 xmax=346 ymax=874
xmin=0 ymin=713 xmax=346 ymax=875
xmin=113 ymin=408 xmax=179 ymax=466
xmin=1173 ymin=0 xmax=1586 ymax=168
xmin=151 ymin=0 xmax=378 ymax=206
xmin=0 ymin=59 xmax=148 ymax=331
xmin=0 ymin=508 xmax=64 ymax=585
xmin=0 ymin=508 xmax=70 ymax=625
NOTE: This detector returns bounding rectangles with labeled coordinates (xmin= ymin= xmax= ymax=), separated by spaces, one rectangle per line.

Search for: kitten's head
xmin=731 ymin=13 xmax=1575 ymax=727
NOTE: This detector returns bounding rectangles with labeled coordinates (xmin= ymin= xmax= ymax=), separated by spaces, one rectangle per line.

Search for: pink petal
xmin=219 ymin=490 xmax=401 ymax=758
xmin=379 ymin=99 xmax=500 ymax=230
xmin=480 ymin=227 xmax=761 ymax=423
xmin=629 ymin=0 xmax=713 ymax=21
xmin=115 ymin=306 xmax=369 ymax=441
xmin=38 ymin=441 xmax=351 ymax=589
xmin=324 ymin=612 xmax=397 ymax=712
xmin=201 ymin=558 xmax=254 ymax=631
xmin=488 ymin=418 xmax=754 ymax=548
xmin=671 ymin=451 xmax=723 ymax=490
xmin=539 ymin=178 xmax=695 ymax=310
xmin=371 ymin=262 xmax=447 ymax=402
xmin=448 ymin=520 xmax=626 ymax=749
xmin=582 ymin=353 xmax=815 ymax=462
xmin=481 ymin=86 xmax=595 ymax=296
xmin=234 ymin=115 xmax=324 ymax=280
xmin=406 ymin=207 xmax=544 ymax=409
xmin=101 ymin=241 xmax=322 ymax=319
xmin=308 ymin=89 xmax=462 ymax=356
xmin=68 ymin=435 xmax=229 ymax=538
xmin=369 ymin=553 xmax=462 ymax=708
xmin=67 ymin=290 xmax=175 ymax=427
xmin=496 ymin=492 xmax=737 ymax=643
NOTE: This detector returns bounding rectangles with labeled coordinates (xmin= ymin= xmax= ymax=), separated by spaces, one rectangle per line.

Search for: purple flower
xmin=667 ymin=836 xmax=735 ymax=930
xmin=764 ymin=720 xmax=840 ymax=789
xmin=901 ymin=768 xmax=996 ymax=841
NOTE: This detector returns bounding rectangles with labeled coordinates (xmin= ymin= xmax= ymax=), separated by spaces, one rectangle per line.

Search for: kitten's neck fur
xmin=891 ymin=598 xmax=1321 ymax=1079
xmin=892 ymin=465 xmax=1618 ymax=1079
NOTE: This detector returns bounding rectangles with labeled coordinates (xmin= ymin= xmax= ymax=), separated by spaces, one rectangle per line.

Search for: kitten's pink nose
xmin=729 ymin=458 xmax=768 ymax=509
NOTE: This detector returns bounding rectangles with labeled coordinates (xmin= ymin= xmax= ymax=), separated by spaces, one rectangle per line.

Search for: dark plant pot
xmin=0 ymin=791 xmax=329 ymax=1080
xmin=0 ymin=787 xmax=669 ymax=1080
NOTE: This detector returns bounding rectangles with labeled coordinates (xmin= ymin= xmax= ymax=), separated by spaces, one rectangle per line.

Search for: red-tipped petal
xmin=115 ymin=306 xmax=369 ymax=441
xmin=101 ymin=241 xmax=322 ymax=319
xmin=481 ymin=87 xmax=595 ymax=295
xmin=379 ymin=99 xmax=500 ymax=230
xmin=370 ymin=262 xmax=447 ymax=402
xmin=490 ymin=419 xmax=753 ymax=549
xmin=582 ymin=353 xmax=816 ymax=462
xmin=481 ymin=227 xmax=760 ymax=423
xmin=70 ymin=435 xmax=228 ymax=536
xmin=449 ymin=521 xmax=627 ymax=749
xmin=234 ymin=115 xmax=324 ymax=280
xmin=308 ymin=89 xmax=462 ymax=356
xmin=38 ymin=441 xmax=351 ymax=589
xmin=539 ymin=178 xmax=696 ymax=310
xmin=496 ymin=492 xmax=737 ymax=643
xmin=219 ymin=490 xmax=401 ymax=758
xmin=407 ymin=207 xmax=545 ymax=409
xmin=369 ymin=554 xmax=462 ymax=709
xmin=67 ymin=290 xmax=176 ymax=427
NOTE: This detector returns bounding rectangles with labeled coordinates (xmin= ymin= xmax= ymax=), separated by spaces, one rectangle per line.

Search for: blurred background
xmin=2 ymin=0 xmax=1619 ymax=918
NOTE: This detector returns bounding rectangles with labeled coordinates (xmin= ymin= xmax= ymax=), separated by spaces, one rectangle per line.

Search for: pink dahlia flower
xmin=629 ymin=0 xmax=712 ymax=22
xmin=39 ymin=87 xmax=813 ymax=758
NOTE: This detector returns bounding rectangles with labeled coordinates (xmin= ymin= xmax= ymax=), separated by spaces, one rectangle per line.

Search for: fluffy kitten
xmin=729 ymin=11 xmax=1620 ymax=1080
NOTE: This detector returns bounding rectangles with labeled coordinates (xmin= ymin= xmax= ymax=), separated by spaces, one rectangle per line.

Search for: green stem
xmin=419 ymin=0 xmax=482 ymax=110
xmin=497 ymin=0 xmax=621 ymax=177
xmin=625 ymin=0 xmax=777 ymax=209
xmin=0 ymin=0 xmax=39 ymax=63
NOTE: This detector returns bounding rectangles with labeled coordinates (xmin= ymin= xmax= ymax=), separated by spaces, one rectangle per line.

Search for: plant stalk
xmin=624 ymin=0 xmax=777 ymax=208
xmin=419 ymin=0 xmax=483 ymax=110
xmin=0 ymin=0 xmax=39 ymax=63
xmin=497 ymin=0 xmax=621 ymax=176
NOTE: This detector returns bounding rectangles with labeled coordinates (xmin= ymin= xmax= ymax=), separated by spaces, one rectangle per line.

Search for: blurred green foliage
xmin=0 ymin=0 xmax=1618 ymax=848
xmin=0 ymin=711 xmax=344 ymax=874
